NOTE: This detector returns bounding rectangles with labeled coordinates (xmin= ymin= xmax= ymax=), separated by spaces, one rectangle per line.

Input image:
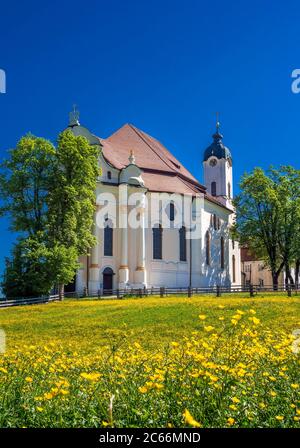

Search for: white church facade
xmin=67 ymin=113 xmax=241 ymax=294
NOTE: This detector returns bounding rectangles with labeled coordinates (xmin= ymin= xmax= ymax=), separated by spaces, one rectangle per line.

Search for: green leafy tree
xmin=272 ymin=167 xmax=300 ymax=287
xmin=2 ymin=235 xmax=53 ymax=298
xmin=0 ymin=134 xmax=56 ymax=234
xmin=47 ymin=131 xmax=99 ymax=297
xmin=0 ymin=131 xmax=99 ymax=298
xmin=234 ymin=166 xmax=300 ymax=289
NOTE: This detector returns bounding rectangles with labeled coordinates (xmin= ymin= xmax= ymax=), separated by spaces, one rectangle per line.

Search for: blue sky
xmin=0 ymin=0 xmax=300 ymax=275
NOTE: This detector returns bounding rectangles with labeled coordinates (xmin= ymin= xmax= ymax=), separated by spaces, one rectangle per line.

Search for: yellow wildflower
xmin=138 ymin=386 xmax=148 ymax=394
xmin=80 ymin=372 xmax=101 ymax=382
xmin=183 ymin=409 xmax=201 ymax=428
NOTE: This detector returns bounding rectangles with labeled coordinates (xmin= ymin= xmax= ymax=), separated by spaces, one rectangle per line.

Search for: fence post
xmin=287 ymin=285 xmax=292 ymax=297
xmin=249 ymin=284 xmax=254 ymax=298
xmin=188 ymin=287 xmax=192 ymax=298
xmin=116 ymin=289 xmax=120 ymax=299
xmin=216 ymin=285 xmax=221 ymax=297
xmin=160 ymin=287 xmax=164 ymax=298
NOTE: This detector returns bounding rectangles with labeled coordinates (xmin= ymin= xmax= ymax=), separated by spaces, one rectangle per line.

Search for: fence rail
xmin=63 ymin=284 xmax=299 ymax=299
xmin=0 ymin=284 xmax=298 ymax=309
xmin=0 ymin=294 xmax=60 ymax=309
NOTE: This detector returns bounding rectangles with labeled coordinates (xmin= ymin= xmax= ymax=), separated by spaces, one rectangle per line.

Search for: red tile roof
xmin=100 ymin=123 xmax=229 ymax=210
xmin=241 ymin=247 xmax=259 ymax=262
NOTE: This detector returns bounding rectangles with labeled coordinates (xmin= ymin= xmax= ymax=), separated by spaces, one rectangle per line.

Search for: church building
xmin=67 ymin=111 xmax=241 ymax=294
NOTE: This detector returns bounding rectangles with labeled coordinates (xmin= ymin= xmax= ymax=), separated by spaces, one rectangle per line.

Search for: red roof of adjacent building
xmin=100 ymin=123 xmax=230 ymax=210
xmin=241 ymin=247 xmax=259 ymax=262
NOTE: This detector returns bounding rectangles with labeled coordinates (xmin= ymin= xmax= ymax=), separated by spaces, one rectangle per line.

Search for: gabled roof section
xmin=99 ymin=123 xmax=230 ymax=211
xmin=101 ymin=124 xmax=198 ymax=181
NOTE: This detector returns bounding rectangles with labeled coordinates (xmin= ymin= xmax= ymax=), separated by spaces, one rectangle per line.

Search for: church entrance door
xmin=103 ymin=267 xmax=114 ymax=294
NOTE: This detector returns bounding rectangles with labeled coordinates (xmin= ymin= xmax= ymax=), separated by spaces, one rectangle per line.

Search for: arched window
xmin=206 ymin=231 xmax=210 ymax=266
xmin=232 ymin=239 xmax=235 ymax=249
xmin=232 ymin=254 xmax=236 ymax=282
xmin=104 ymin=219 xmax=113 ymax=256
xmin=179 ymin=226 xmax=187 ymax=261
xmin=169 ymin=202 xmax=175 ymax=222
xmin=228 ymin=182 xmax=231 ymax=198
xmin=213 ymin=214 xmax=217 ymax=230
xmin=107 ymin=171 xmax=112 ymax=180
xmin=220 ymin=237 xmax=225 ymax=269
xmin=211 ymin=181 xmax=217 ymax=196
xmin=153 ymin=225 xmax=162 ymax=260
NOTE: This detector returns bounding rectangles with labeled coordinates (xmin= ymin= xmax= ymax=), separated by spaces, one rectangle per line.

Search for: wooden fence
xmin=63 ymin=284 xmax=298 ymax=299
xmin=0 ymin=294 xmax=60 ymax=309
xmin=0 ymin=284 xmax=298 ymax=309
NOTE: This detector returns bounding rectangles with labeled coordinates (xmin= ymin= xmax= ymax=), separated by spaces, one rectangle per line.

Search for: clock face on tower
xmin=209 ymin=158 xmax=217 ymax=167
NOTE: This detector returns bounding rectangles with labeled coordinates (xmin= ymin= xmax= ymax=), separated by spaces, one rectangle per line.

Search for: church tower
xmin=203 ymin=117 xmax=241 ymax=286
xmin=203 ymin=117 xmax=233 ymax=209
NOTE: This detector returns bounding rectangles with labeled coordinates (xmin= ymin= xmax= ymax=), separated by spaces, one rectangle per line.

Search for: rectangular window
xmin=104 ymin=226 xmax=113 ymax=256
xmin=153 ymin=227 xmax=162 ymax=260
xmin=179 ymin=227 xmax=187 ymax=261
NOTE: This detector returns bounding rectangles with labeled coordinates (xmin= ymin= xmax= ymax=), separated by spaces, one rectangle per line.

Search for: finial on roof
xmin=216 ymin=111 xmax=220 ymax=132
xmin=69 ymin=104 xmax=80 ymax=126
xmin=128 ymin=149 xmax=136 ymax=165
xmin=213 ymin=111 xmax=223 ymax=142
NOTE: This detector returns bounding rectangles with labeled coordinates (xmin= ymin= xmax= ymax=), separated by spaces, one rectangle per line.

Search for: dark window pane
xmin=153 ymin=226 xmax=162 ymax=259
xmin=211 ymin=182 xmax=216 ymax=196
xmin=169 ymin=203 xmax=175 ymax=222
xmin=104 ymin=225 xmax=113 ymax=256
xmin=206 ymin=231 xmax=210 ymax=266
xmin=213 ymin=214 xmax=217 ymax=230
xmin=221 ymin=237 xmax=224 ymax=269
xmin=179 ymin=227 xmax=186 ymax=261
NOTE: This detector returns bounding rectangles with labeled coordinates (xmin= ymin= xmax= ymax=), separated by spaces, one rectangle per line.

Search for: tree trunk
xmin=295 ymin=259 xmax=300 ymax=289
xmin=285 ymin=263 xmax=295 ymax=287
xmin=58 ymin=284 xmax=64 ymax=301
xmin=272 ymin=261 xmax=285 ymax=291
xmin=272 ymin=272 xmax=279 ymax=291
xmin=285 ymin=264 xmax=289 ymax=288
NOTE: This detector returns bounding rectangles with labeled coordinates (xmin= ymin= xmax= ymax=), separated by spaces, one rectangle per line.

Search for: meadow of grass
xmin=0 ymin=295 xmax=300 ymax=428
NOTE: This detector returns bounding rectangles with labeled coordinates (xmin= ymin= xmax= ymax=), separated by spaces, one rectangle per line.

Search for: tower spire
xmin=213 ymin=111 xmax=223 ymax=142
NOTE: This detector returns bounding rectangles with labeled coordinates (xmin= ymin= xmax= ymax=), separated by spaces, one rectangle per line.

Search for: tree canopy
xmin=0 ymin=131 xmax=99 ymax=298
xmin=234 ymin=166 xmax=300 ymax=288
